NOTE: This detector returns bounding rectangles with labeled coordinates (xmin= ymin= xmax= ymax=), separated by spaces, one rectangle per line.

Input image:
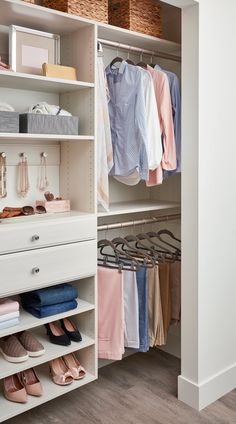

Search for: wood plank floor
xmin=5 ymin=349 xmax=236 ymax=424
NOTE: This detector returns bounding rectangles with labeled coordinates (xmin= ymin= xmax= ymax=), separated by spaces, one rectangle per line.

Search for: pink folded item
xmin=0 ymin=299 xmax=19 ymax=316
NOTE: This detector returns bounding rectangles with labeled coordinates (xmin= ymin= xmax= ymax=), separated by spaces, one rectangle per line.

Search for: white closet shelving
xmin=0 ymin=0 xmax=182 ymax=421
xmin=0 ymin=134 xmax=94 ymax=141
xmin=0 ymin=70 xmax=94 ymax=92
xmin=98 ymin=200 xmax=180 ymax=217
xmin=0 ymin=1 xmax=97 ymax=421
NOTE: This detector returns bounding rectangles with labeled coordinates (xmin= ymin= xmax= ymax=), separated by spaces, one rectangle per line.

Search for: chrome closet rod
xmin=97 ymin=213 xmax=181 ymax=231
xmin=98 ymin=38 xmax=181 ymax=63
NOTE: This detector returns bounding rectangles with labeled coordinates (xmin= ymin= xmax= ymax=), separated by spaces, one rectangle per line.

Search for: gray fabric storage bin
xmin=20 ymin=113 xmax=79 ymax=135
xmin=0 ymin=112 xmax=19 ymax=133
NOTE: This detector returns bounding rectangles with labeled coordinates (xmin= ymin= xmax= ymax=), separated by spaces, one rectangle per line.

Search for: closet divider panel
xmin=60 ymin=25 xmax=96 ymax=83
xmin=60 ymin=88 xmax=95 ymax=136
xmin=60 ymin=140 xmax=95 ymax=213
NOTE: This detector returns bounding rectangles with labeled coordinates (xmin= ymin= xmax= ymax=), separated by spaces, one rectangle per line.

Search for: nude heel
xmin=62 ymin=353 xmax=86 ymax=380
xmin=49 ymin=357 xmax=74 ymax=386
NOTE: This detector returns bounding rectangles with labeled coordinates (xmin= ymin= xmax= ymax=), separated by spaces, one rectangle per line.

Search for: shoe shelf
xmin=0 ymin=326 xmax=95 ymax=380
xmin=0 ymin=299 xmax=95 ymax=339
xmin=0 ymin=363 xmax=96 ymax=423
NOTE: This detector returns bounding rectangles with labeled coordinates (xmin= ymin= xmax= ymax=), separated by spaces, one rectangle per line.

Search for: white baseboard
xmin=178 ymin=362 xmax=236 ymax=410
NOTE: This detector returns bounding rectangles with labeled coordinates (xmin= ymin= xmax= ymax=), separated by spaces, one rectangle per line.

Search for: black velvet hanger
xmin=110 ymin=56 xmax=123 ymax=67
xmin=136 ymin=62 xmax=147 ymax=69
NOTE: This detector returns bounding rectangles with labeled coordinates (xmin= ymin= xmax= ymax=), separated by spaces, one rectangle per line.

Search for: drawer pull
xmin=32 ymin=267 xmax=40 ymax=274
xmin=32 ymin=234 xmax=40 ymax=242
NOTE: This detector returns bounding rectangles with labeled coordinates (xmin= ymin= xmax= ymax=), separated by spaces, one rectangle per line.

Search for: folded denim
xmin=21 ymin=299 xmax=78 ymax=318
xmin=0 ymin=318 xmax=19 ymax=330
xmin=0 ymin=311 xmax=20 ymax=323
xmin=20 ymin=284 xmax=78 ymax=307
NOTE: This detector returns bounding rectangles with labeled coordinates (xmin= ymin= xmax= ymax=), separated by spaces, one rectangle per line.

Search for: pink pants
xmin=98 ymin=267 xmax=125 ymax=360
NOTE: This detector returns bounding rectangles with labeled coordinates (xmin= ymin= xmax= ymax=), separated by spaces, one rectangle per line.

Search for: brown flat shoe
xmin=0 ymin=335 xmax=28 ymax=363
xmin=18 ymin=331 xmax=45 ymax=357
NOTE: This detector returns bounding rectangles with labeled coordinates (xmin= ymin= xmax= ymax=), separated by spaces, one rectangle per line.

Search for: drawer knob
xmin=32 ymin=267 xmax=40 ymax=275
xmin=32 ymin=234 xmax=40 ymax=242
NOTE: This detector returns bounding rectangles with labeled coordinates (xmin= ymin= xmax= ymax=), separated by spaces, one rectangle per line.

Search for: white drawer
xmin=0 ymin=213 xmax=96 ymax=254
xmin=0 ymin=240 xmax=96 ymax=297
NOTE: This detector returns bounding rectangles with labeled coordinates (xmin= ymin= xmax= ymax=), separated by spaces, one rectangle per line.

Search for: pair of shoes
xmin=3 ymin=368 xmax=43 ymax=403
xmin=45 ymin=318 xmax=82 ymax=346
xmin=49 ymin=353 xmax=86 ymax=386
xmin=0 ymin=331 xmax=45 ymax=363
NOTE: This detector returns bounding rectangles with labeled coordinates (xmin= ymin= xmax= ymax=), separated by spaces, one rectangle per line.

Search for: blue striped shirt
xmin=106 ymin=61 xmax=148 ymax=180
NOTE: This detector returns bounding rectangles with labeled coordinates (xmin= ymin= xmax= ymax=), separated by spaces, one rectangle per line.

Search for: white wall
xmin=179 ymin=0 xmax=236 ymax=410
xmin=198 ymin=0 xmax=236 ymax=405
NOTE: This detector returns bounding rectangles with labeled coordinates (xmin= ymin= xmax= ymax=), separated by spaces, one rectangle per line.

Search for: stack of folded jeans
xmin=20 ymin=284 xmax=78 ymax=319
xmin=0 ymin=299 xmax=20 ymax=330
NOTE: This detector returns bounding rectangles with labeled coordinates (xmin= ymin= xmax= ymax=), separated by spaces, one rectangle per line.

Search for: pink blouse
xmin=147 ymin=65 xmax=176 ymax=186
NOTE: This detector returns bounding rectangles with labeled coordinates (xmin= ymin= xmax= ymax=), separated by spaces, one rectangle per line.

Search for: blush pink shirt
xmin=146 ymin=65 xmax=176 ymax=186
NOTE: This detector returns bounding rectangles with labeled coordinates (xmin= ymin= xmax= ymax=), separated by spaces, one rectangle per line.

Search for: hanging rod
xmin=98 ymin=213 xmax=181 ymax=231
xmin=98 ymin=38 xmax=181 ymax=63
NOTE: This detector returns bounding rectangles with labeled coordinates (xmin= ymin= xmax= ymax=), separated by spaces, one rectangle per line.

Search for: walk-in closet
xmin=0 ymin=0 xmax=235 ymax=422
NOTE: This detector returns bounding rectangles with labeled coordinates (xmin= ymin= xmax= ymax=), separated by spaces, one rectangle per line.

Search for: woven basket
xmin=109 ymin=0 xmax=162 ymax=38
xmin=43 ymin=0 xmax=108 ymax=23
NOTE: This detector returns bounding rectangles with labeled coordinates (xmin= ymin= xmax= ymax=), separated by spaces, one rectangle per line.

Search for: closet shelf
xmin=0 ymin=299 xmax=94 ymax=339
xmin=0 ymin=0 xmax=95 ymax=34
xmin=0 ymin=366 xmax=96 ymax=422
xmin=98 ymin=200 xmax=180 ymax=217
xmin=0 ymin=134 xmax=95 ymax=142
xmin=97 ymin=22 xmax=181 ymax=55
xmin=0 ymin=327 xmax=94 ymax=380
xmin=0 ymin=71 xmax=94 ymax=94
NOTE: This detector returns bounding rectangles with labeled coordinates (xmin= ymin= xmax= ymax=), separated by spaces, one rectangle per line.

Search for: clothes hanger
xmin=136 ymin=51 xmax=147 ymax=69
xmin=98 ymin=239 xmax=141 ymax=271
xmin=145 ymin=231 xmax=180 ymax=261
xmin=110 ymin=44 xmax=123 ymax=68
xmin=148 ymin=231 xmax=181 ymax=252
xmin=110 ymin=56 xmax=123 ymax=67
xmin=97 ymin=42 xmax=104 ymax=57
xmin=126 ymin=47 xmax=134 ymax=65
xmin=112 ymin=236 xmax=155 ymax=268
xmin=125 ymin=234 xmax=164 ymax=263
xmin=135 ymin=232 xmax=176 ymax=262
xmin=158 ymin=229 xmax=181 ymax=244
xmin=149 ymin=52 xmax=154 ymax=67
xmin=136 ymin=232 xmax=176 ymax=259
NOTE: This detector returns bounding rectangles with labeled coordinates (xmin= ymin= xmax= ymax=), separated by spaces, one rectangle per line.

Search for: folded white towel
xmin=0 ymin=311 xmax=20 ymax=323
xmin=0 ymin=318 xmax=19 ymax=330
xmin=28 ymin=102 xmax=71 ymax=116
xmin=0 ymin=102 xmax=15 ymax=112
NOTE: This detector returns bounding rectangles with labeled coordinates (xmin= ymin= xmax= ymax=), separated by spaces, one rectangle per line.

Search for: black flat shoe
xmin=45 ymin=322 xmax=71 ymax=346
xmin=60 ymin=318 xmax=82 ymax=343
